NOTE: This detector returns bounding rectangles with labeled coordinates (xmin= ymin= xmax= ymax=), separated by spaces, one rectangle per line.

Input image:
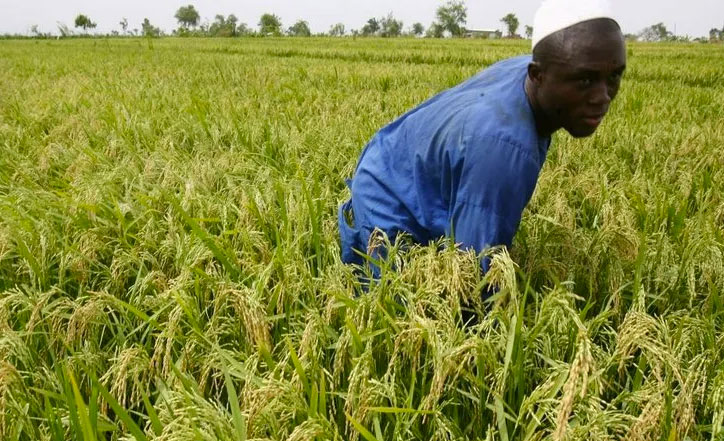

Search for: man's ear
xmin=527 ymin=61 xmax=543 ymax=86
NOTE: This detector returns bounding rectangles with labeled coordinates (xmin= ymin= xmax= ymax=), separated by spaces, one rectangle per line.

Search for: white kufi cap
xmin=532 ymin=0 xmax=616 ymax=49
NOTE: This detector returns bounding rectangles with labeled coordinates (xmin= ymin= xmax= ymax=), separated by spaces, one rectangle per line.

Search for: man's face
xmin=536 ymin=28 xmax=627 ymax=138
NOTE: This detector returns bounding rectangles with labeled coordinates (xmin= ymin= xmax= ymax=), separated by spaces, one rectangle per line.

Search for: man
xmin=338 ymin=0 xmax=626 ymax=280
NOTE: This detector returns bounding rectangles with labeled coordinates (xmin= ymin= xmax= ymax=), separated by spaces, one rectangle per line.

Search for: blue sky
xmin=1 ymin=0 xmax=721 ymax=38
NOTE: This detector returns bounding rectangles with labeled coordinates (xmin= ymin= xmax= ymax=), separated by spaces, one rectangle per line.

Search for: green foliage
xmin=361 ymin=18 xmax=380 ymax=36
xmin=288 ymin=20 xmax=312 ymax=37
xmin=435 ymin=0 xmax=467 ymax=37
xmin=74 ymin=14 xmax=96 ymax=31
xmin=710 ymin=27 xmax=723 ymax=42
xmin=141 ymin=18 xmax=161 ymax=37
xmin=380 ymin=14 xmax=403 ymax=38
xmin=259 ymin=13 xmax=282 ymax=36
xmin=358 ymin=15 xmax=402 ymax=38
xmin=524 ymin=25 xmax=533 ymax=40
xmin=500 ymin=13 xmax=519 ymax=38
xmin=175 ymin=4 xmax=200 ymax=29
xmin=639 ymin=22 xmax=673 ymax=42
xmin=426 ymin=22 xmax=445 ymax=38
xmin=1 ymin=37 xmax=724 ymax=441
xmin=237 ymin=22 xmax=253 ymax=36
xmin=329 ymin=23 xmax=346 ymax=37
xmin=208 ymin=14 xmax=239 ymax=37
xmin=412 ymin=22 xmax=425 ymax=37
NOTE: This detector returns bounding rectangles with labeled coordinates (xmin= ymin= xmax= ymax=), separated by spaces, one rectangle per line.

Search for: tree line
xmin=628 ymin=22 xmax=724 ymax=43
xmin=15 ymin=0 xmax=724 ymax=43
xmin=27 ymin=1 xmax=529 ymax=39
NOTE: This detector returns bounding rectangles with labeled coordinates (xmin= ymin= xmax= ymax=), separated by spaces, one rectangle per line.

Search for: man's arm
xmin=448 ymin=136 xmax=542 ymax=267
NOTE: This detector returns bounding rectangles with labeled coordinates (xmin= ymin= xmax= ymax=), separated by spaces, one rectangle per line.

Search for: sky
xmin=1 ymin=0 xmax=722 ymax=38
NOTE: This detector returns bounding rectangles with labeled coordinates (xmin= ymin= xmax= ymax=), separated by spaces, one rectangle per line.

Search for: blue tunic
xmin=338 ymin=55 xmax=550 ymax=273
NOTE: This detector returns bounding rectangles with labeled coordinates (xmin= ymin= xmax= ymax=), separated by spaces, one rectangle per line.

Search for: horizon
xmin=1 ymin=0 xmax=722 ymax=39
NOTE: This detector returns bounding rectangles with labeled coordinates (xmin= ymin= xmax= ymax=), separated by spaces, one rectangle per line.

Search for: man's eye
xmin=578 ymin=77 xmax=593 ymax=87
xmin=609 ymin=72 xmax=623 ymax=82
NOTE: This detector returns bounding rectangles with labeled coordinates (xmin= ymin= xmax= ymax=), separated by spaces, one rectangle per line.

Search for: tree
xmin=500 ymin=13 xmax=519 ymax=37
xmin=57 ymin=22 xmax=72 ymax=37
xmin=175 ymin=5 xmax=200 ymax=29
xmin=524 ymin=25 xmax=533 ymax=39
xmin=329 ymin=23 xmax=345 ymax=37
xmin=639 ymin=22 xmax=671 ymax=41
xmin=141 ymin=18 xmax=160 ymax=37
xmin=119 ymin=18 xmax=128 ymax=35
xmin=210 ymin=14 xmax=225 ymax=33
xmin=412 ymin=22 xmax=425 ymax=37
xmin=435 ymin=0 xmax=467 ymax=37
xmin=361 ymin=18 xmax=380 ymax=36
xmin=227 ymin=15 xmax=238 ymax=33
xmin=287 ymin=20 xmax=311 ymax=37
xmin=380 ymin=13 xmax=403 ymax=37
xmin=709 ymin=27 xmax=722 ymax=41
xmin=74 ymin=14 xmax=97 ymax=32
xmin=208 ymin=14 xmax=238 ymax=37
xmin=30 ymin=25 xmax=39 ymax=36
xmin=237 ymin=23 xmax=252 ymax=36
xmin=426 ymin=22 xmax=444 ymax=38
xmin=259 ymin=13 xmax=282 ymax=36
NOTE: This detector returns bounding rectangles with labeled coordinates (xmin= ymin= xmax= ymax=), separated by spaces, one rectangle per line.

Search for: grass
xmin=1 ymin=36 xmax=724 ymax=440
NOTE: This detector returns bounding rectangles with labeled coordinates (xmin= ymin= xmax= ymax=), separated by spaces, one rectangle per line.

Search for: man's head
xmin=526 ymin=18 xmax=626 ymax=138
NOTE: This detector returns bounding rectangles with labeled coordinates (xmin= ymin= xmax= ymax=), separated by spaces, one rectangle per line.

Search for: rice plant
xmin=1 ymin=37 xmax=723 ymax=440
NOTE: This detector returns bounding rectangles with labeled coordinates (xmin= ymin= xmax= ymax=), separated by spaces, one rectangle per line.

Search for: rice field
xmin=1 ymin=36 xmax=724 ymax=440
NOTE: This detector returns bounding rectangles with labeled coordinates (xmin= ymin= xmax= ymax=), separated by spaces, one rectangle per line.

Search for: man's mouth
xmin=582 ymin=113 xmax=605 ymax=127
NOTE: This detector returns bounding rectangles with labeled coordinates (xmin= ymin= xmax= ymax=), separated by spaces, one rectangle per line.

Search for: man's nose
xmin=589 ymin=80 xmax=612 ymax=107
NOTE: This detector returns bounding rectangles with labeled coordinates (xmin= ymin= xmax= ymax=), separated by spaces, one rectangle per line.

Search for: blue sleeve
xmin=449 ymin=136 xmax=541 ymax=270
